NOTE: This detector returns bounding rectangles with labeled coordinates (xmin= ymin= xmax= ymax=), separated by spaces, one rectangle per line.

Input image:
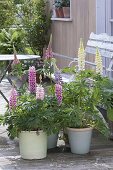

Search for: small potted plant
xmin=3 ymin=64 xmax=50 ymax=160
xmin=62 ymin=0 xmax=70 ymax=18
xmin=62 ymin=70 xmax=110 ymax=154
xmin=45 ymin=70 xmax=63 ymax=149
xmin=54 ymin=0 xmax=64 ymax=18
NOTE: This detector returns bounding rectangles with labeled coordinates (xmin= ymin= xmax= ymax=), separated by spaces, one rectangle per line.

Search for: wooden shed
xmin=48 ymin=0 xmax=113 ymax=68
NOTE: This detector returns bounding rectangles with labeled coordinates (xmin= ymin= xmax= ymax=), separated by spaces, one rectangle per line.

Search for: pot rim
xmin=67 ymin=127 xmax=93 ymax=132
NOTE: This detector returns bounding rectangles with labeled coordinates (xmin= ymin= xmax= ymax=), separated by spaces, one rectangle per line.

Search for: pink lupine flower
xmin=12 ymin=46 xmax=20 ymax=66
xmin=55 ymin=84 xmax=63 ymax=106
xmin=45 ymin=34 xmax=53 ymax=59
xmin=28 ymin=66 xmax=36 ymax=94
xmin=36 ymin=86 xmax=45 ymax=100
xmin=45 ymin=45 xmax=53 ymax=60
xmin=9 ymin=88 xmax=18 ymax=109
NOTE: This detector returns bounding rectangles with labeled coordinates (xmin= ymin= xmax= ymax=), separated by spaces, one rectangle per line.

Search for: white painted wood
xmin=85 ymin=47 xmax=113 ymax=59
xmin=106 ymin=0 xmax=111 ymax=35
xmin=87 ymin=40 xmax=113 ymax=51
xmin=89 ymin=32 xmax=113 ymax=42
xmin=0 ymin=54 xmax=40 ymax=61
xmin=96 ymin=0 xmax=106 ymax=34
xmin=51 ymin=18 xmax=72 ymax=22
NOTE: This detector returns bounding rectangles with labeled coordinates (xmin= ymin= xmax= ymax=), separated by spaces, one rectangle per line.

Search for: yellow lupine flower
xmin=78 ymin=39 xmax=85 ymax=71
xmin=95 ymin=48 xmax=103 ymax=75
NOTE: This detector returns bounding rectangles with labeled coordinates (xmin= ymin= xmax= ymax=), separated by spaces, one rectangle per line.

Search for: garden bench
xmin=53 ymin=32 xmax=113 ymax=82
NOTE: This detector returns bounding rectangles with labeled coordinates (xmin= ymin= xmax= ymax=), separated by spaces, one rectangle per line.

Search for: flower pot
xmin=63 ymin=7 xmax=70 ymax=18
xmin=47 ymin=133 xmax=58 ymax=149
xmin=58 ymin=8 xmax=64 ymax=18
xmin=55 ymin=8 xmax=60 ymax=18
xmin=19 ymin=131 xmax=47 ymax=159
xmin=67 ymin=127 xmax=93 ymax=154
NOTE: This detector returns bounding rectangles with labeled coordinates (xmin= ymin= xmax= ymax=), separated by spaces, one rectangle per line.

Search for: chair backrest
xmin=85 ymin=32 xmax=113 ymax=79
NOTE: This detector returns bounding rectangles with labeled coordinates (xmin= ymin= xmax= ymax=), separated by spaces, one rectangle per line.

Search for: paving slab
xmin=0 ymin=127 xmax=113 ymax=170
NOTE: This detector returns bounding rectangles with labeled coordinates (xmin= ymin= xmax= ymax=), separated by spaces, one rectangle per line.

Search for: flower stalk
xmin=55 ymin=83 xmax=63 ymax=106
xmin=95 ymin=48 xmax=103 ymax=75
xmin=28 ymin=66 xmax=36 ymax=94
xmin=9 ymin=88 xmax=18 ymax=109
xmin=36 ymin=85 xmax=45 ymax=100
xmin=78 ymin=39 xmax=85 ymax=71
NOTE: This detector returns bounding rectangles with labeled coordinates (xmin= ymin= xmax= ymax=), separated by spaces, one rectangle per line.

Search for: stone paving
xmin=1 ymin=80 xmax=113 ymax=169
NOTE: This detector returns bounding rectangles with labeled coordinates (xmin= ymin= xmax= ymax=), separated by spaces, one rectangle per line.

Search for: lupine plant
xmin=3 ymin=54 xmax=55 ymax=138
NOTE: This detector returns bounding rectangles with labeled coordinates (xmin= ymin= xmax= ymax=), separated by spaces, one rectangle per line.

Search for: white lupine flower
xmin=95 ymin=48 xmax=103 ymax=75
xmin=78 ymin=39 xmax=86 ymax=71
xmin=36 ymin=86 xmax=45 ymax=100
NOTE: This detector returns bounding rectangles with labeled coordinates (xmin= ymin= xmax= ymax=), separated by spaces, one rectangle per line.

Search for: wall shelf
xmin=51 ymin=18 xmax=72 ymax=22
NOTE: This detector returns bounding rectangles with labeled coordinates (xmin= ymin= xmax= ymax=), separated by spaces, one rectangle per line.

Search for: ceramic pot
xmin=47 ymin=133 xmax=58 ymax=149
xmin=19 ymin=131 xmax=47 ymax=159
xmin=67 ymin=127 xmax=93 ymax=154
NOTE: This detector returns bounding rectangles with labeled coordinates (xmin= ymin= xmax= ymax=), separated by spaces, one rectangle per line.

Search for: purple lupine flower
xmin=28 ymin=66 xmax=36 ymax=94
xmin=55 ymin=84 xmax=63 ymax=106
xmin=9 ymin=88 xmax=18 ymax=109
xmin=36 ymin=86 xmax=45 ymax=100
xmin=54 ymin=70 xmax=62 ymax=84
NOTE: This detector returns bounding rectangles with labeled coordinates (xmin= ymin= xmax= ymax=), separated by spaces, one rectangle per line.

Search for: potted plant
xmin=3 ymin=65 xmax=49 ymax=160
xmin=62 ymin=70 xmax=110 ymax=154
xmin=45 ymin=96 xmax=60 ymax=149
xmin=45 ymin=72 xmax=63 ymax=149
xmin=62 ymin=0 xmax=70 ymax=18
xmin=54 ymin=0 xmax=64 ymax=18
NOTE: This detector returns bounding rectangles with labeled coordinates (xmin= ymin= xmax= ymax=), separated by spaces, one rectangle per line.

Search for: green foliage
xmin=62 ymin=66 xmax=76 ymax=74
xmin=3 ymin=93 xmax=51 ymax=138
xmin=43 ymin=58 xmax=56 ymax=77
xmin=0 ymin=0 xmax=51 ymax=56
xmin=0 ymin=0 xmax=15 ymax=29
xmin=62 ymin=0 xmax=70 ymax=7
xmin=16 ymin=0 xmax=51 ymax=56
xmin=0 ymin=28 xmax=28 ymax=54
xmin=44 ymin=95 xmax=63 ymax=134
xmin=62 ymin=70 xmax=110 ymax=137
xmin=54 ymin=0 xmax=63 ymax=8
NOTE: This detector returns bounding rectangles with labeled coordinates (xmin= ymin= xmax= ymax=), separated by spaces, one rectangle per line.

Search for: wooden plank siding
xmin=48 ymin=0 xmax=96 ymax=68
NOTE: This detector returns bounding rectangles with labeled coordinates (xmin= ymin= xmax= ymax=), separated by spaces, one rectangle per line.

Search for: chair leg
xmin=0 ymin=90 xmax=9 ymax=103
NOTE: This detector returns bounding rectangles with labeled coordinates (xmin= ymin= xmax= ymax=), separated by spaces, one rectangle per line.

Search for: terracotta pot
xmin=63 ymin=7 xmax=70 ymax=18
xmin=58 ymin=8 xmax=64 ymax=18
xmin=55 ymin=8 xmax=60 ymax=18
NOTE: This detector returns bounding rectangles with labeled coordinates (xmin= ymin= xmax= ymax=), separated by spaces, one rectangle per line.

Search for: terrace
xmin=1 ymin=0 xmax=113 ymax=170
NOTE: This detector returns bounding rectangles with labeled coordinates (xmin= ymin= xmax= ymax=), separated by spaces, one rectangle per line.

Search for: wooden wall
xmin=48 ymin=0 xmax=96 ymax=68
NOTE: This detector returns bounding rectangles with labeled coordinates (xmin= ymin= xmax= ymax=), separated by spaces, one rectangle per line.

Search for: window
xmin=51 ymin=0 xmax=72 ymax=21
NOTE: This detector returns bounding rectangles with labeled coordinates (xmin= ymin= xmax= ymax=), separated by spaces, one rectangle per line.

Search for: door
xmin=96 ymin=0 xmax=113 ymax=35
